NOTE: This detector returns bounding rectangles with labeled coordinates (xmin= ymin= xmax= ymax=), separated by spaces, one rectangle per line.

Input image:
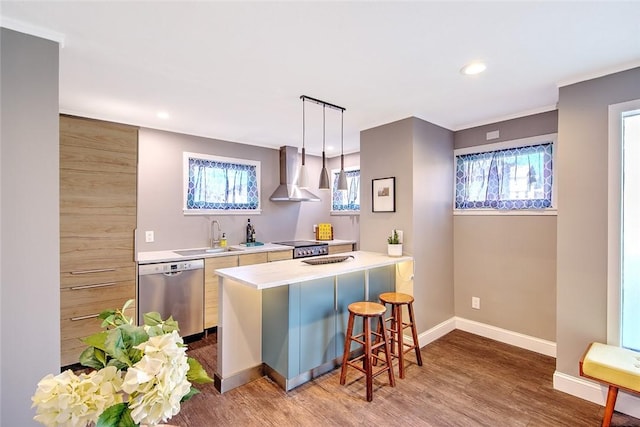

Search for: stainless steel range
xmin=274 ymin=240 xmax=329 ymax=259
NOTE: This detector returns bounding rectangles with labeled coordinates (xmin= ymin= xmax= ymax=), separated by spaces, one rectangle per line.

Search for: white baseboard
xmin=454 ymin=317 xmax=557 ymax=357
xmin=553 ymin=370 xmax=640 ymax=419
xmin=413 ymin=317 xmax=457 ymax=348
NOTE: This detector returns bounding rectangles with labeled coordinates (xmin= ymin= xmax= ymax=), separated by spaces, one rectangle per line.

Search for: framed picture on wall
xmin=372 ymin=177 xmax=396 ymax=212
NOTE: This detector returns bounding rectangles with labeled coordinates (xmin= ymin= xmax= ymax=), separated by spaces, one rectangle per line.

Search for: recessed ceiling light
xmin=460 ymin=62 xmax=487 ymax=75
xmin=157 ymin=111 xmax=170 ymax=119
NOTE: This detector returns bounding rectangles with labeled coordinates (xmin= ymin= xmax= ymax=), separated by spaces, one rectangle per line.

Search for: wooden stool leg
xmin=363 ymin=316 xmax=373 ymax=402
xmin=407 ymin=302 xmax=423 ymax=366
xmin=380 ymin=314 xmax=396 ymax=388
xmin=389 ymin=306 xmax=397 ymax=355
xmin=602 ymin=385 xmax=618 ymax=427
xmin=340 ymin=312 xmax=355 ymax=385
xmin=395 ymin=304 xmax=406 ymax=379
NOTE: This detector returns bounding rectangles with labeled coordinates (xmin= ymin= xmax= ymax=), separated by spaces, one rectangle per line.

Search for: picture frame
xmin=372 ymin=177 xmax=396 ymax=212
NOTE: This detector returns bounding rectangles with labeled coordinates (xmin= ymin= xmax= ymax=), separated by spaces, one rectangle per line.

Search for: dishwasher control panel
xmin=138 ymin=259 xmax=204 ymax=275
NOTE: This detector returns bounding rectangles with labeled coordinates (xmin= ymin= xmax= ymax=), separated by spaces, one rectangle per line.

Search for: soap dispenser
xmin=220 ymin=233 xmax=227 ymax=248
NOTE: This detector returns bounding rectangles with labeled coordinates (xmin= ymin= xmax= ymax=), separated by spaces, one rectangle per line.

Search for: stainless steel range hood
xmin=269 ymin=146 xmax=321 ymax=202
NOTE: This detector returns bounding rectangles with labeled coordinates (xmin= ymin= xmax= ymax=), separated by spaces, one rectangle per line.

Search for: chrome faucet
xmin=210 ymin=220 xmax=222 ymax=248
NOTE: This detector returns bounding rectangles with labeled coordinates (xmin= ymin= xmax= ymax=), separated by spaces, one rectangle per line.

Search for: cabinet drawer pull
xmin=70 ymin=313 xmax=100 ymax=321
xmin=70 ymin=268 xmax=116 ymax=275
xmin=70 ymin=282 xmax=118 ymax=290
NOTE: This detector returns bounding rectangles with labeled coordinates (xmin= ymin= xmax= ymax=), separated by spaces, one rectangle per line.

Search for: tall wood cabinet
xmin=59 ymin=115 xmax=138 ymax=366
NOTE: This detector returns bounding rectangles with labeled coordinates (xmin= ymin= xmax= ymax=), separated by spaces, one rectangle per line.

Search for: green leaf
xmin=143 ymin=311 xmax=163 ymax=326
xmin=104 ymin=328 xmax=132 ymax=366
xmin=187 ymin=357 xmax=213 ymax=384
xmin=98 ymin=309 xmax=117 ymax=321
xmin=106 ymin=358 xmax=128 ymax=371
xmin=83 ymin=331 xmax=109 ymax=352
xmin=79 ymin=346 xmax=105 ymax=370
xmin=96 ymin=402 xmax=136 ymax=427
xmin=162 ymin=316 xmax=180 ymax=333
xmin=121 ymin=299 xmax=134 ymax=316
xmin=180 ymin=385 xmax=201 ymax=402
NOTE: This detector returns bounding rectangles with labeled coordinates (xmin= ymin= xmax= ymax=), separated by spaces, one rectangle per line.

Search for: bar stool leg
xmin=394 ymin=304 xmax=406 ymax=379
xmin=407 ymin=301 xmax=423 ymax=366
xmin=364 ymin=316 xmax=373 ymax=401
xmin=340 ymin=312 xmax=355 ymax=385
xmin=380 ymin=314 xmax=396 ymax=388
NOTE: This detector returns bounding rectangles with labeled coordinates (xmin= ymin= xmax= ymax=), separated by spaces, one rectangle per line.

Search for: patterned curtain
xmin=187 ymin=158 xmax=258 ymax=210
xmin=455 ymin=143 xmax=552 ymax=209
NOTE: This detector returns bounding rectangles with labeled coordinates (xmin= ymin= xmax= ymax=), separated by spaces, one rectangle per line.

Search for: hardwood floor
xmin=169 ymin=329 xmax=640 ymax=426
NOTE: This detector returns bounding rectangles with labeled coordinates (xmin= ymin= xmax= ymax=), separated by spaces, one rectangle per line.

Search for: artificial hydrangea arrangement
xmin=32 ymin=300 xmax=212 ymax=427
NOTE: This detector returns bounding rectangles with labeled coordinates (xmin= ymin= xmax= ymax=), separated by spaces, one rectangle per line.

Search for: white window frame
xmin=607 ymin=98 xmax=640 ymax=345
xmin=453 ymin=133 xmax=558 ymax=216
xmin=330 ymin=166 xmax=360 ymax=216
xmin=183 ymin=151 xmax=261 ymax=215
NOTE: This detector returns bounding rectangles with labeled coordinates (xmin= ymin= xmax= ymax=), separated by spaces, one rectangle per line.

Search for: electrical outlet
xmin=472 ymin=297 xmax=480 ymax=310
xmin=145 ymin=230 xmax=155 ymax=243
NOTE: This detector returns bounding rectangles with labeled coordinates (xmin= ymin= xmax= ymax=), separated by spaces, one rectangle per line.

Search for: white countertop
xmin=215 ymin=250 xmax=412 ymax=290
xmin=137 ymin=239 xmax=356 ymax=264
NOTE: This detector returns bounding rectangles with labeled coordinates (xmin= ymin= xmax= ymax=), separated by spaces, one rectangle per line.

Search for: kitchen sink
xmin=173 ymin=247 xmax=243 ymax=257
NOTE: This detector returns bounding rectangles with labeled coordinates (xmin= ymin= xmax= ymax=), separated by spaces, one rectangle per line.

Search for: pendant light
xmin=336 ymin=109 xmax=348 ymax=191
xmin=297 ymin=97 xmax=309 ymax=189
xmin=318 ymin=105 xmax=330 ymax=190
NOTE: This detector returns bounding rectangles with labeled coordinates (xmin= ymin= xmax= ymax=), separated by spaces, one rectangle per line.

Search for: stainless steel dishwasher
xmin=138 ymin=259 xmax=204 ymax=337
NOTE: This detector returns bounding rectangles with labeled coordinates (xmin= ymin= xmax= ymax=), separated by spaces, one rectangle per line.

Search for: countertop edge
xmin=216 ymin=251 xmax=412 ymax=290
xmin=137 ymin=239 xmax=356 ymax=264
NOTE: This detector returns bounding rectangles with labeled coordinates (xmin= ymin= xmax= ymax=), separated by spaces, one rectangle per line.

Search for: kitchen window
xmin=331 ymin=167 xmax=360 ymax=214
xmin=454 ymin=133 xmax=556 ymax=215
xmin=183 ymin=152 xmax=261 ymax=214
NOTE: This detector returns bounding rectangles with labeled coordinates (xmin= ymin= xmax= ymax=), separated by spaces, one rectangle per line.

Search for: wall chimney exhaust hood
xmin=269 ymin=146 xmax=321 ymax=202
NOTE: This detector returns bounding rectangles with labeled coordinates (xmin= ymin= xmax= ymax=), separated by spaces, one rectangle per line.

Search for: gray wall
xmin=556 ymin=67 xmax=640 ymax=376
xmin=1 ymin=28 xmax=60 ymax=426
xmin=360 ymin=117 xmax=454 ymax=333
xmin=413 ymin=118 xmax=455 ymax=329
xmin=137 ymin=128 xmax=359 ymax=252
xmin=453 ymin=111 xmax=558 ymax=341
xmin=455 ymin=110 xmax=558 ymax=149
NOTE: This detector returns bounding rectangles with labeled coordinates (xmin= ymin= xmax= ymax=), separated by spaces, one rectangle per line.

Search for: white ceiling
xmin=2 ymin=1 xmax=639 ymax=156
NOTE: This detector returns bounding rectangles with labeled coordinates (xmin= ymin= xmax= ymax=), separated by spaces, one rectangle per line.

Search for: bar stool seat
xmin=376 ymin=292 xmax=423 ymax=378
xmin=339 ymin=301 xmax=395 ymax=401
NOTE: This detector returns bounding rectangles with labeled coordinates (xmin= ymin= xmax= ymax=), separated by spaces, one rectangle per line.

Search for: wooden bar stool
xmin=376 ymin=292 xmax=423 ymax=379
xmin=339 ymin=301 xmax=395 ymax=402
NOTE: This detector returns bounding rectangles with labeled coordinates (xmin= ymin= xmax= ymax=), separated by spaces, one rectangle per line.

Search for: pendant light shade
xmin=298 ymin=98 xmax=309 ymax=189
xmin=318 ymin=105 xmax=330 ymax=190
xmin=336 ymin=109 xmax=348 ymax=191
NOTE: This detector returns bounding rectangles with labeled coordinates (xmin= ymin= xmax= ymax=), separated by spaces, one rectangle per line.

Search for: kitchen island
xmin=214 ymin=251 xmax=413 ymax=393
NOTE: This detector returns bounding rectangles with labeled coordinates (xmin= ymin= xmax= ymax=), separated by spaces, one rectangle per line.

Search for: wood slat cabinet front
xmin=59 ymin=115 xmax=138 ymax=366
xmin=328 ymin=243 xmax=354 ymax=255
xmin=267 ymin=250 xmax=293 ymax=262
xmin=238 ymin=252 xmax=268 ymax=266
xmin=204 ymin=256 xmax=239 ymax=329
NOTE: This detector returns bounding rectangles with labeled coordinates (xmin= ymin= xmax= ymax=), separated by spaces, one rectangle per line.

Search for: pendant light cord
xmin=341 ymin=110 xmax=345 ymax=170
xmin=323 ymin=105 xmax=326 ymax=157
xmin=302 ymin=99 xmax=306 ymax=165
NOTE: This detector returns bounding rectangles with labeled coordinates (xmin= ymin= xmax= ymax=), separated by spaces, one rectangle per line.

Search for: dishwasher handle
xmin=163 ymin=270 xmax=184 ymax=277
